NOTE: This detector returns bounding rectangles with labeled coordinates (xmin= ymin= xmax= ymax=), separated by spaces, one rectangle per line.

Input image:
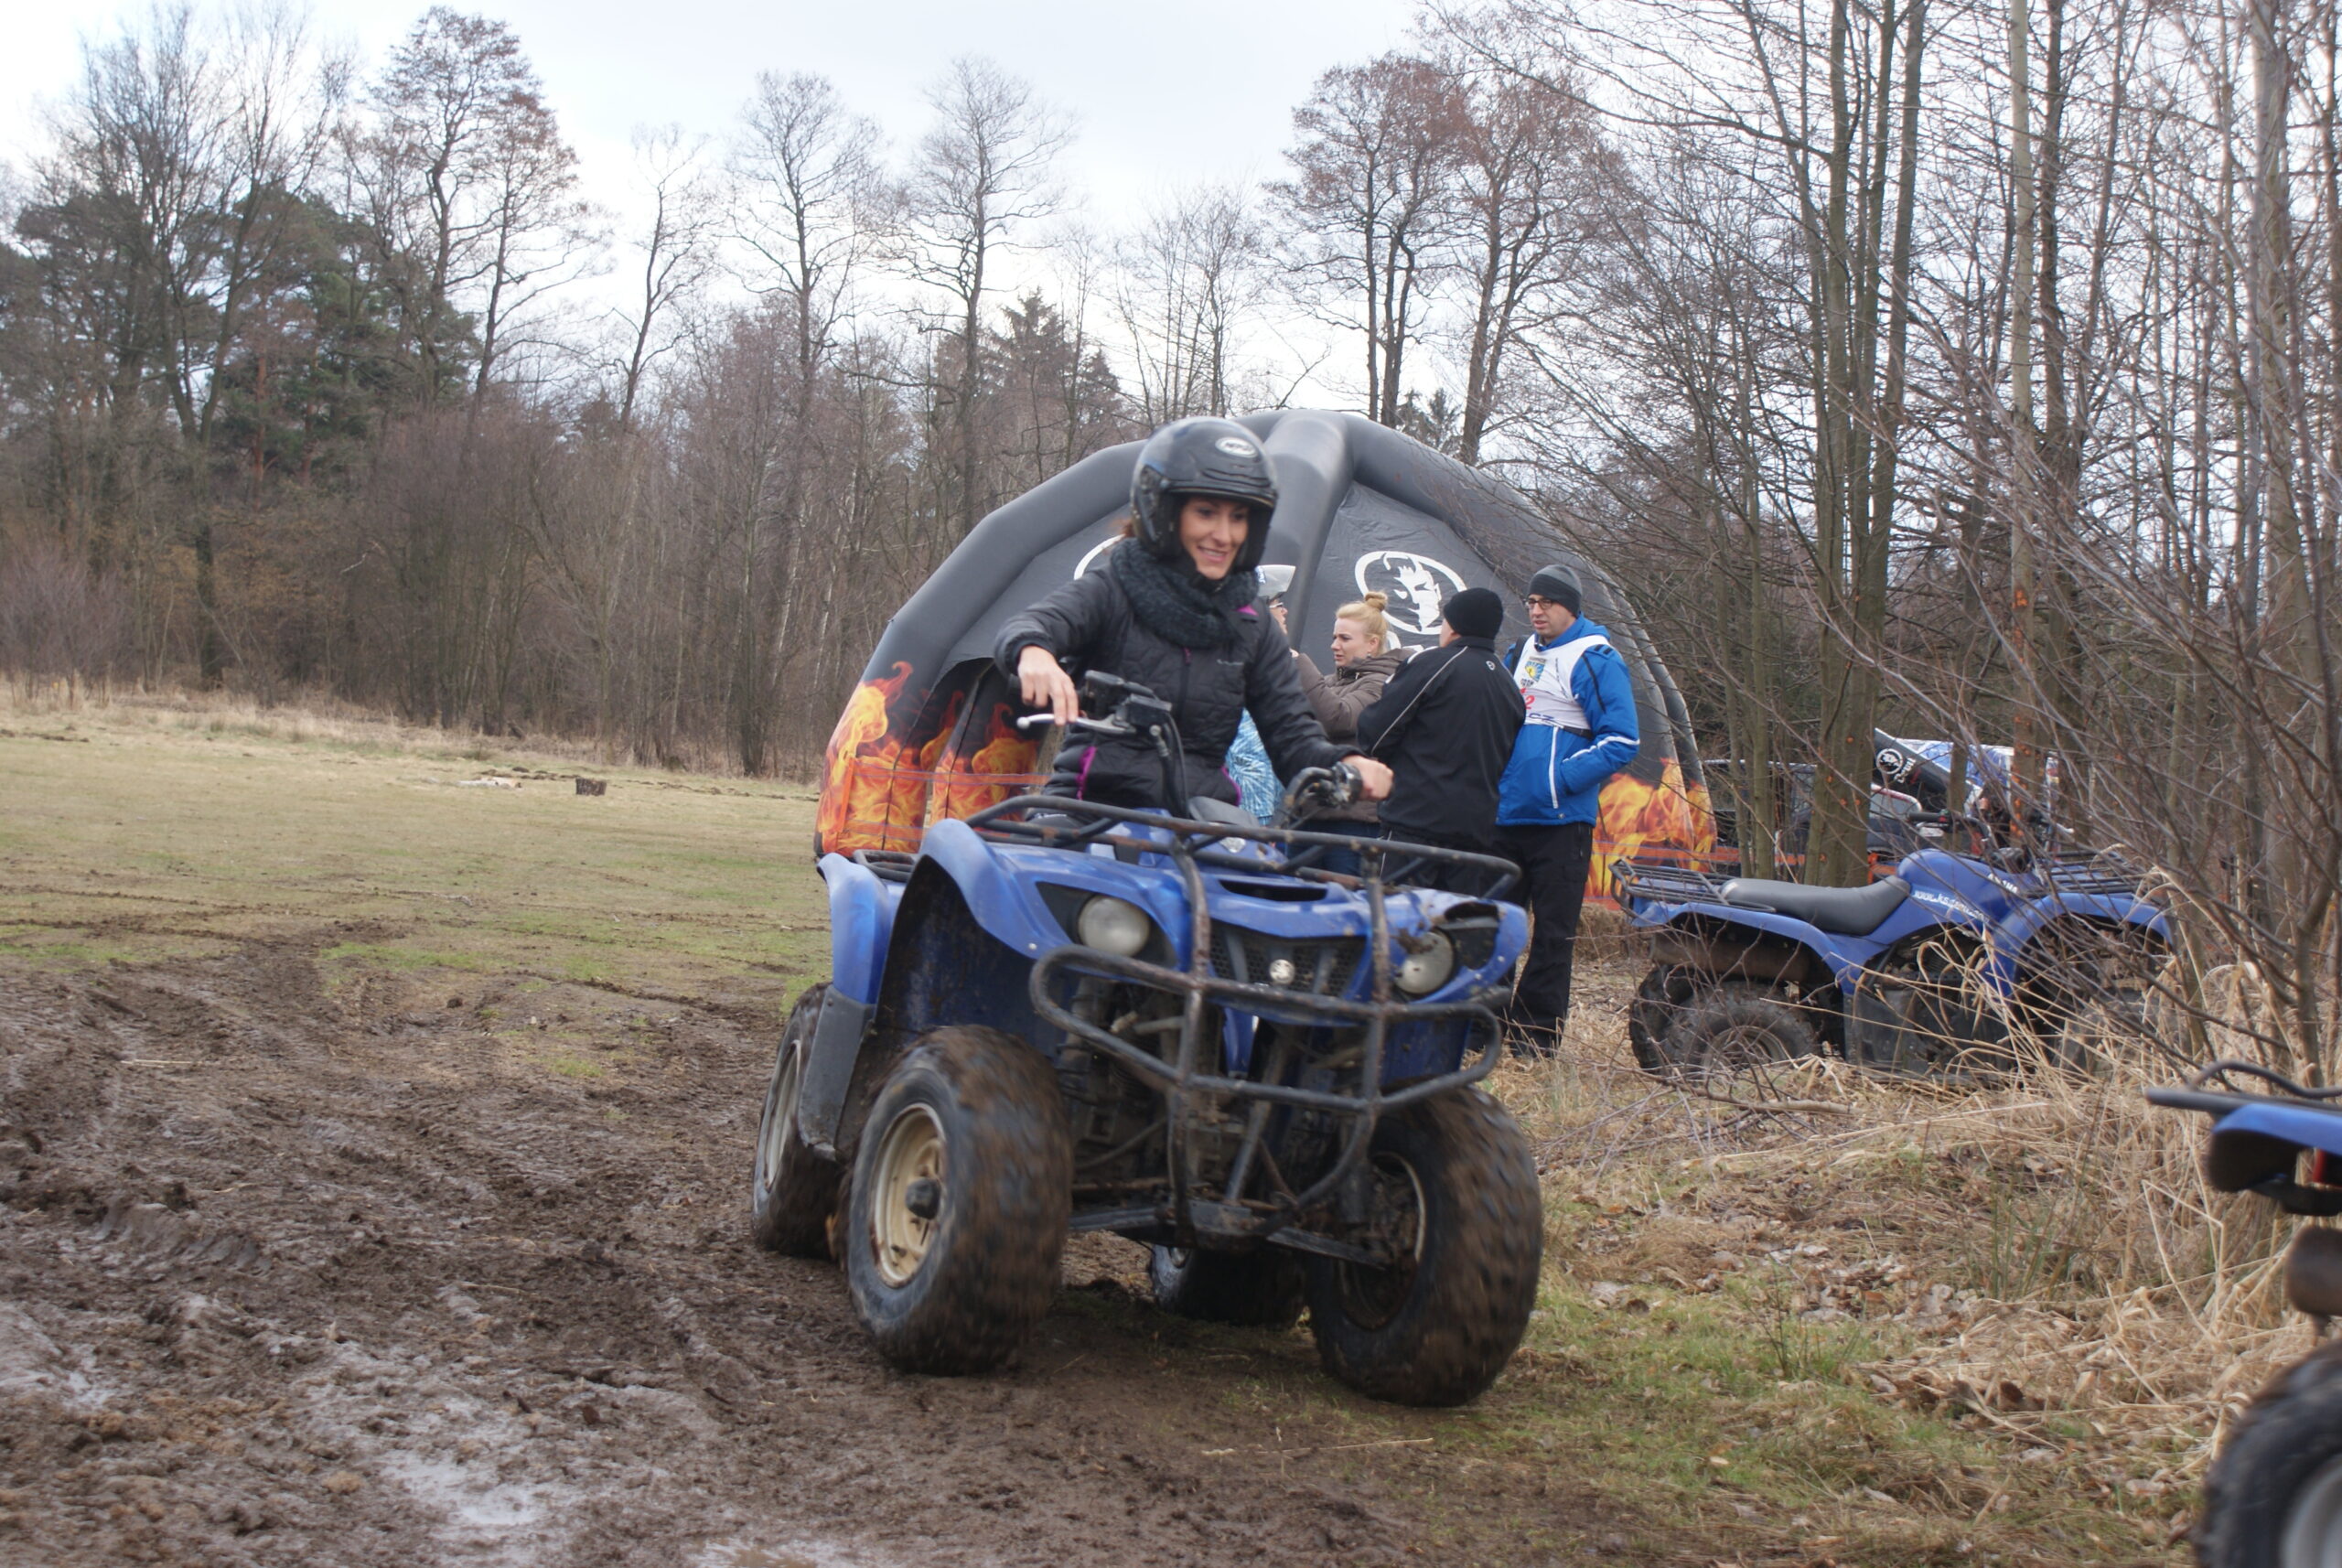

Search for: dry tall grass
xmin=1504 ymin=948 xmax=2324 ymax=1521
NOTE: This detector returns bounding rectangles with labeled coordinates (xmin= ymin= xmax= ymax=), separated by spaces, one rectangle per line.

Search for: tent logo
xmin=1354 ymin=551 xmax=1466 ymax=638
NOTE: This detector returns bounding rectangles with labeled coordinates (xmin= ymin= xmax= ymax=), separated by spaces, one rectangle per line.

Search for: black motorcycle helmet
xmin=1130 ymin=417 xmax=1276 ymax=573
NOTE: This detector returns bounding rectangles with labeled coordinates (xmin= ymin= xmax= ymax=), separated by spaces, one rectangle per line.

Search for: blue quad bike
xmin=2152 ymin=1065 xmax=2342 ymax=1568
xmin=750 ymin=673 xmax=1544 ymax=1406
xmin=1614 ymin=822 xmax=2171 ymax=1084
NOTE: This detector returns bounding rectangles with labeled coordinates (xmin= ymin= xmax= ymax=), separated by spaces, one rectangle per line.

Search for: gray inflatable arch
xmin=815 ymin=410 xmax=1712 ymax=881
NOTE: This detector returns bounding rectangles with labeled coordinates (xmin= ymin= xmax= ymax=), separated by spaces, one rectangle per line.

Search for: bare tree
xmin=609 ymin=124 xmax=717 ymax=431
xmin=355 ymin=7 xmax=592 ymax=404
xmin=1447 ymin=60 xmax=1608 ymax=465
xmin=1110 ymin=183 xmax=1263 ymax=423
xmin=1273 ymin=55 xmax=1466 ymax=427
xmin=897 ymin=56 xmax=1070 ymax=534
xmin=733 ymin=70 xmax=881 ymax=409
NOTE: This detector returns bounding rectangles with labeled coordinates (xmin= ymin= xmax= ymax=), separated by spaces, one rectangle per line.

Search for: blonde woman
xmin=1291 ymin=592 xmax=1407 ymax=868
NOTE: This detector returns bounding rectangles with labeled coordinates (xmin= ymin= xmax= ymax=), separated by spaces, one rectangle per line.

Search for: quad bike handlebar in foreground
xmin=2152 ymin=1068 xmax=2342 ymax=1568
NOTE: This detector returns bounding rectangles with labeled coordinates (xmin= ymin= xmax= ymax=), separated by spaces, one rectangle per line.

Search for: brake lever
xmin=1015 ymin=714 xmax=1132 ymax=736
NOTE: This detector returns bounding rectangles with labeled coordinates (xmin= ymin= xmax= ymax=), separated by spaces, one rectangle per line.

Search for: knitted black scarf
xmin=1110 ymin=540 xmax=1258 ymax=650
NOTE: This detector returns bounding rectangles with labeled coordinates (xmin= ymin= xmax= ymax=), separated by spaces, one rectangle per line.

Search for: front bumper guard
xmin=1029 ymin=945 xmax=1505 ymax=1252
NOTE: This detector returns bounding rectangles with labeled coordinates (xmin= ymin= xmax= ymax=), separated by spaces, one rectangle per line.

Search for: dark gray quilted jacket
xmin=994 ymin=569 xmax=1352 ymax=811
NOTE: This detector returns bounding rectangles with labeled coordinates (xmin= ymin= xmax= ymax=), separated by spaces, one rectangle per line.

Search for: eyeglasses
xmin=1526 ymin=596 xmax=1562 ymax=609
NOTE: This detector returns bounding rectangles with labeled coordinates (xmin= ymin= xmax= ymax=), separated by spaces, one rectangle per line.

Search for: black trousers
xmin=1377 ymin=827 xmax=1497 ymax=894
xmin=1498 ymin=822 xmax=1595 ymax=1022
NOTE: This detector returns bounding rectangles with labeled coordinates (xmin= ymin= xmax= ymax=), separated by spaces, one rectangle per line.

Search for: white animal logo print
xmin=1354 ymin=551 xmax=1467 ymax=638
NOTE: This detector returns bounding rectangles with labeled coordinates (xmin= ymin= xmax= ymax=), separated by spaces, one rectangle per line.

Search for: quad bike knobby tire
xmin=2198 ymin=1339 xmax=2342 ymax=1568
xmin=751 ymin=984 xmax=843 ymax=1256
xmin=1149 ymin=1246 xmax=1306 ymax=1329
xmin=1304 ymin=1088 xmax=1541 ymax=1406
xmin=1628 ymin=964 xmax=1703 ymax=1073
xmin=843 ymin=1026 xmax=1072 ymax=1374
xmin=1660 ymin=993 xmax=1819 ymax=1083
xmin=2019 ymin=920 xmax=2169 ymax=1077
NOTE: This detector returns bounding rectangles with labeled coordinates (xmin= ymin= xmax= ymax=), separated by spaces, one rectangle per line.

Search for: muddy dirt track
xmin=0 ymin=936 xmax=1646 ymax=1568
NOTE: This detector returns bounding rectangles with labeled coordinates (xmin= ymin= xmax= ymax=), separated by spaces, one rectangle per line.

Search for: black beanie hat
xmin=1442 ymin=586 xmax=1504 ymax=640
xmin=1528 ymin=563 xmax=1583 ymax=618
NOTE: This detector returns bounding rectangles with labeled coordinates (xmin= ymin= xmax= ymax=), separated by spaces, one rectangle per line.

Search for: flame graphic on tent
xmin=924 ymin=703 xmax=1044 ymax=826
xmin=819 ymin=667 xmax=1047 ymax=854
xmin=816 ymin=664 xmax=929 ymax=854
xmin=1590 ymin=761 xmax=1716 ymax=901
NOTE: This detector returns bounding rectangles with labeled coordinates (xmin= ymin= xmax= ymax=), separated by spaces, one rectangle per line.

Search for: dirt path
xmin=0 ymin=938 xmax=1639 ymax=1568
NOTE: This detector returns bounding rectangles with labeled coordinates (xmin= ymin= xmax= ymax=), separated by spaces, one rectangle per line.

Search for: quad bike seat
xmin=1718 ymin=874 xmax=1910 ymax=936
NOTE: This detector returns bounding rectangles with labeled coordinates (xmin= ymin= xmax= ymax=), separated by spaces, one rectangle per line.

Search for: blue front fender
xmin=910 ymin=818 xmax=1195 ymax=966
xmin=818 ymin=854 xmax=901 ymax=1006
xmin=1992 ymin=893 xmax=2168 ymax=990
xmin=1648 ymin=903 xmax=1874 ymax=987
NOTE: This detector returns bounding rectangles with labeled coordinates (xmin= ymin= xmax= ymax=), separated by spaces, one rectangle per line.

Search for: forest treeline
xmin=4 ymin=1 xmax=2340 ymax=1061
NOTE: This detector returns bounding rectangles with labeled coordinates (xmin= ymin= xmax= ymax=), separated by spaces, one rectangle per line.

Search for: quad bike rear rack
xmin=966 ymin=792 xmax=1518 ymax=1258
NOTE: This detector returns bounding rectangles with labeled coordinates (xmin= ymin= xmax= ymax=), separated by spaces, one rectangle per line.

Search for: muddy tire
xmin=2198 ymin=1341 xmax=2342 ymax=1568
xmin=1628 ymin=964 xmax=1702 ymax=1073
xmin=1149 ymin=1246 xmax=1305 ymax=1328
xmin=750 ymin=984 xmax=842 ymax=1257
xmin=1304 ymin=1089 xmax=1541 ymax=1407
xmin=2020 ymin=921 xmax=2169 ymax=1076
xmin=843 ymin=1026 xmax=1072 ymax=1374
xmin=1660 ymin=993 xmax=1818 ymax=1083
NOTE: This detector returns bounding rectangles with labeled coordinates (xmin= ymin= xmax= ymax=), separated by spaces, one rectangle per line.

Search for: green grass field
xmin=0 ymin=709 xmax=831 ymax=1015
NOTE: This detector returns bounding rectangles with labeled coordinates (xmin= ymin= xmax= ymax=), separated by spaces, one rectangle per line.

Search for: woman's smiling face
xmin=1176 ymin=496 xmax=1251 ymax=581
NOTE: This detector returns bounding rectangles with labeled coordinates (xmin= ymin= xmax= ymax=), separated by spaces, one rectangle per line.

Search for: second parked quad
xmin=752 ymin=675 xmax=1542 ymax=1406
xmin=1617 ymin=825 xmax=2168 ymax=1083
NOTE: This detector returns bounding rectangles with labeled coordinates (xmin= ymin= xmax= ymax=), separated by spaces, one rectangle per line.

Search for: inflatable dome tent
xmin=814 ymin=410 xmax=1715 ymax=896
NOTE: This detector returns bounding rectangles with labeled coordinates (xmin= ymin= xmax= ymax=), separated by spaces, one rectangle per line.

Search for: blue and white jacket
xmin=1495 ymin=618 xmax=1640 ymax=827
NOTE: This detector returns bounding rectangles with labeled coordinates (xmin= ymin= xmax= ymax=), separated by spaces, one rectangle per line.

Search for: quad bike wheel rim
xmin=757 ymin=1042 xmax=803 ymax=1197
xmin=1336 ymin=1153 xmax=1427 ymax=1330
xmin=869 ymin=1104 xmax=946 ymax=1287
xmin=2282 ymin=1452 xmax=2342 ymax=1568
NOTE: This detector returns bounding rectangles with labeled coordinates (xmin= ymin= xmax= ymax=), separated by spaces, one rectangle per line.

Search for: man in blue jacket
xmin=1497 ymin=564 xmax=1639 ymax=1050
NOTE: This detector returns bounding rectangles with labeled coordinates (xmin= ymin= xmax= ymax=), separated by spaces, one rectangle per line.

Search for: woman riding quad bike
xmin=997 ymin=416 xmax=1395 ymax=813
xmin=752 ymin=419 xmax=1546 ymax=1406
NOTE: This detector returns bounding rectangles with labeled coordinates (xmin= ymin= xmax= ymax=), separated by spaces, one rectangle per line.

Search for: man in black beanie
xmin=1495 ymin=562 xmax=1640 ymax=1052
xmin=1353 ymin=587 xmax=1525 ymax=891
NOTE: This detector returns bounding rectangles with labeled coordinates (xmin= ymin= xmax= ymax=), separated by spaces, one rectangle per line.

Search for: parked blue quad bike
xmin=750 ymin=672 xmax=1543 ymax=1406
xmin=1614 ymin=822 xmax=2171 ymax=1086
xmin=2151 ymin=1064 xmax=2342 ymax=1568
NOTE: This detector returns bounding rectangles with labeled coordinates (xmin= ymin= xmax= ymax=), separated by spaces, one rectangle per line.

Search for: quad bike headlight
xmin=1076 ymin=896 xmax=1153 ymax=957
xmin=1393 ymin=931 xmax=1456 ymax=995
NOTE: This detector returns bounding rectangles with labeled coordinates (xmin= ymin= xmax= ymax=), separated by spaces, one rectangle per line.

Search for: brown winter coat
xmin=1295 ymin=649 xmax=1406 ymax=823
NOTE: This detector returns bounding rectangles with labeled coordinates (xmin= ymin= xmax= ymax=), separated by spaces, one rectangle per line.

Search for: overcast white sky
xmin=5 ymin=0 xmax=1426 ymax=228
xmin=4 ymin=1 xmax=1433 ymax=404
